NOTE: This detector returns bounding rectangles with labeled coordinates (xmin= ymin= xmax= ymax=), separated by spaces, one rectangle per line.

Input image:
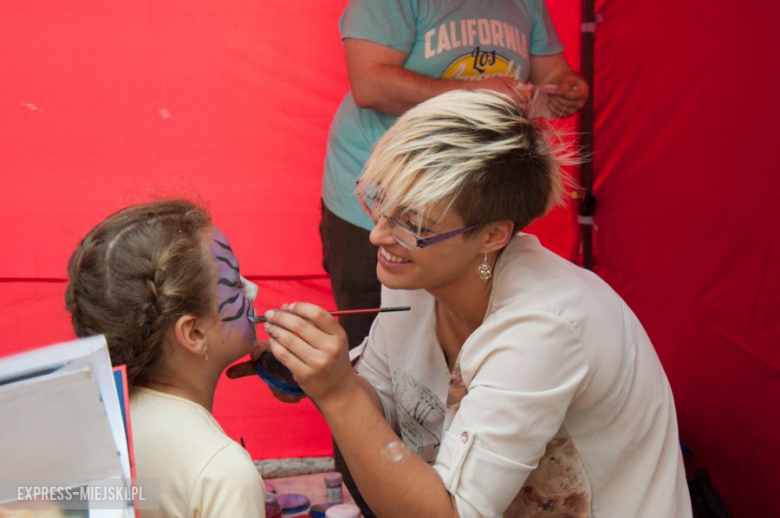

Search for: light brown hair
xmin=65 ymin=200 xmax=215 ymax=388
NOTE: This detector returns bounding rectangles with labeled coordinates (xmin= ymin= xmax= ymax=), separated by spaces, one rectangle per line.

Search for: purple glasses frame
xmin=359 ymin=192 xmax=482 ymax=249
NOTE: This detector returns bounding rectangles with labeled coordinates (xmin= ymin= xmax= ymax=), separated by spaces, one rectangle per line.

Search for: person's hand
xmin=547 ymin=73 xmax=589 ymax=118
xmin=226 ymin=340 xmax=304 ymax=404
xmin=262 ymin=302 xmax=358 ymax=407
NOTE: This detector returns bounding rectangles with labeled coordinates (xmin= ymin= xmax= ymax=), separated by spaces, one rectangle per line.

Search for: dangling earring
xmin=478 ymin=253 xmax=492 ymax=282
xmin=204 ymin=347 xmax=209 ymax=361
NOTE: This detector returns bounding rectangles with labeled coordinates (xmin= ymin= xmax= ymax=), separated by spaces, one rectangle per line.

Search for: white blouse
xmin=356 ymin=234 xmax=692 ymax=518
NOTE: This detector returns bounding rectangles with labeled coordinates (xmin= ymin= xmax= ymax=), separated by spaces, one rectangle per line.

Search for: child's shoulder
xmin=130 ymin=388 xmax=236 ymax=471
xmin=191 ymin=442 xmax=266 ymax=515
xmin=198 ymin=440 xmax=260 ymax=483
xmin=130 ymin=391 xmax=265 ymax=514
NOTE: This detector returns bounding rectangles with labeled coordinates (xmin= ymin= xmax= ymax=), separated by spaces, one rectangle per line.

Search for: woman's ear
xmin=481 ymin=220 xmax=515 ymax=254
xmin=173 ymin=314 xmax=209 ymax=359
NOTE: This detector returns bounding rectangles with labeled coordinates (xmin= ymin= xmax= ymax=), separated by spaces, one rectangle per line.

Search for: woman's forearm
xmin=319 ymin=373 xmax=459 ymax=518
xmin=345 ymin=38 xmax=524 ymax=116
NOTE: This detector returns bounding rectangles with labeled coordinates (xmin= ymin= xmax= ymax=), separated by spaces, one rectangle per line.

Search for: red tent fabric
xmin=0 ymin=0 xmax=355 ymax=460
xmin=0 ymin=0 xmax=578 ymax=462
xmin=592 ymin=1 xmax=780 ymax=512
xmin=1 ymin=1 xmax=777 ymax=514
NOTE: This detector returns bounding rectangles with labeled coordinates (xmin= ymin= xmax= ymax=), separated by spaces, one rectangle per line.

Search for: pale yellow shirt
xmin=130 ymin=387 xmax=265 ymax=517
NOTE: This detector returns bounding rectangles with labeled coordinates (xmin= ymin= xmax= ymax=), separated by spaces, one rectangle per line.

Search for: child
xmin=65 ymin=200 xmax=265 ymax=517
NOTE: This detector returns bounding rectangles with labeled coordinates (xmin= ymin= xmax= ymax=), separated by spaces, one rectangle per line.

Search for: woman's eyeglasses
xmin=359 ymin=192 xmax=481 ymax=249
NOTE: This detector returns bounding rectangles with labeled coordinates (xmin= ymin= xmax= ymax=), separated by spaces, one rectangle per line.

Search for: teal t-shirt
xmin=322 ymin=0 xmax=564 ymax=230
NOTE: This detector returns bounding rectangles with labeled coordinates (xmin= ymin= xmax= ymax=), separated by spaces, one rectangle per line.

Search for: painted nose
xmin=240 ymin=276 xmax=259 ymax=302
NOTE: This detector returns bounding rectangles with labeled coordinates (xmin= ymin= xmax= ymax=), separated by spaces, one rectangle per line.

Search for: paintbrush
xmin=247 ymin=306 xmax=411 ymax=324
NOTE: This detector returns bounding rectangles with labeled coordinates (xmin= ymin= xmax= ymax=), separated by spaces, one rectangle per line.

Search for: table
xmin=265 ymin=472 xmax=355 ymax=516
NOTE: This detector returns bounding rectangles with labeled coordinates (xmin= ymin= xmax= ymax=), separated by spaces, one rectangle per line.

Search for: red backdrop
xmin=592 ymin=0 xmax=780 ymax=513
xmin=1 ymin=1 xmax=777 ymax=515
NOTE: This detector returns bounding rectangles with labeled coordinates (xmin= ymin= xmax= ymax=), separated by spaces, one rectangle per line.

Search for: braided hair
xmin=65 ymin=200 xmax=214 ymax=388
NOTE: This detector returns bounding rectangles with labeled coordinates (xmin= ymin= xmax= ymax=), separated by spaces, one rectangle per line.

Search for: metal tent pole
xmin=579 ymin=0 xmax=597 ymax=270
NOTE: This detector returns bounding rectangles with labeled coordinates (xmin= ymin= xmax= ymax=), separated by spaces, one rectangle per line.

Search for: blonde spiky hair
xmin=356 ymin=89 xmax=579 ymax=234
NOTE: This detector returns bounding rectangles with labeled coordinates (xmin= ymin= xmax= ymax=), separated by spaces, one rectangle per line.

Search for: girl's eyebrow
xmin=216 ymin=255 xmax=239 ymax=272
xmin=217 ymin=277 xmax=241 ymax=288
xmin=214 ymin=239 xmax=233 ymax=252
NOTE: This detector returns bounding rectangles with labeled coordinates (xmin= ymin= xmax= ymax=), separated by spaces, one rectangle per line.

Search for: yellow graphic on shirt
xmin=442 ymin=47 xmax=517 ymax=80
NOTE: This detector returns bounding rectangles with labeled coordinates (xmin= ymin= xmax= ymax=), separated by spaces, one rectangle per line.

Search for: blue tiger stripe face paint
xmin=211 ymin=228 xmax=257 ymax=345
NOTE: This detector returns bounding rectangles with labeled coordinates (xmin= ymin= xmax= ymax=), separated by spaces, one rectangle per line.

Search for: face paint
xmin=210 ymin=228 xmax=257 ymax=344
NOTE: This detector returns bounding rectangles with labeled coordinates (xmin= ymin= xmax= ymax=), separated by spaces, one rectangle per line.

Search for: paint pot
xmin=324 ymin=472 xmax=343 ymax=504
xmin=253 ymin=351 xmax=306 ymax=397
xmin=265 ymin=491 xmax=282 ymax=518
xmin=277 ymin=493 xmax=311 ymax=514
xmin=324 ymin=503 xmax=361 ymax=518
xmin=308 ymin=502 xmax=337 ymax=518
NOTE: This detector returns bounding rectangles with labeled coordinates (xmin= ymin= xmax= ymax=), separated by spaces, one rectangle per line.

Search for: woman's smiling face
xmin=368 ymin=202 xmax=486 ymax=293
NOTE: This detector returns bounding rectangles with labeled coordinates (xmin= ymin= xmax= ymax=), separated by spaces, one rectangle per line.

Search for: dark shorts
xmin=320 ymin=201 xmax=381 ymax=517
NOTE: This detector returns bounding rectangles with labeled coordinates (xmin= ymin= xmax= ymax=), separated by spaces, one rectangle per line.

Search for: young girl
xmin=65 ymin=200 xmax=265 ymax=517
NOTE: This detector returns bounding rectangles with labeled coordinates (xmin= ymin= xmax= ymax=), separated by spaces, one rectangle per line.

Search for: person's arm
xmin=225 ymin=339 xmax=386 ymax=413
xmin=354 ymin=371 xmax=385 ymax=416
xmin=265 ymin=302 xmax=590 ymax=517
xmin=530 ymin=53 xmax=589 ymax=118
xmin=346 ymin=38 xmax=527 ymax=116
xmin=264 ymin=302 xmax=460 ymax=518
xmin=323 ymin=373 xmax=459 ymax=517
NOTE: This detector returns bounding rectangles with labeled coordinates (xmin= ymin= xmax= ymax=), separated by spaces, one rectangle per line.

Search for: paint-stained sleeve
xmin=432 ymin=311 xmax=588 ymax=517
xmin=340 ymin=0 xmax=417 ymax=54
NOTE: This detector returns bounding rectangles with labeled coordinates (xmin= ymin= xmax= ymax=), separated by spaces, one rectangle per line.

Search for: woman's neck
xmin=431 ymin=276 xmax=493 ymax=371
xmin=435 ymin=282 xmax=491 ymax=331
xmin=428 ymin=250 xmax=501 ymax=370
xmin=430 ymin=250 xmax=498 ymax=328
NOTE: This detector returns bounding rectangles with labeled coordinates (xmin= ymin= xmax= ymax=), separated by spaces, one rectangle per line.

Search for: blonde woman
xmin=233 ymin=90 xmax=691 ymax=517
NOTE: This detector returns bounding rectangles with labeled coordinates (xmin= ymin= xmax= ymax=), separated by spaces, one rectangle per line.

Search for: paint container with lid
xmin=324 ymin=503 xmax=361 ymax=518
xmin=278 ymin=493 xmax=311 ymax=515
xmin=324 ymin=472 xmax=343 ymax=504
xmin=265 ymin=492 xmax=282 ymax=518
xmin=308 ymin=502 xmax=337 ymax=518
xmin=253 ymin=351 xmax=306 ymax=397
